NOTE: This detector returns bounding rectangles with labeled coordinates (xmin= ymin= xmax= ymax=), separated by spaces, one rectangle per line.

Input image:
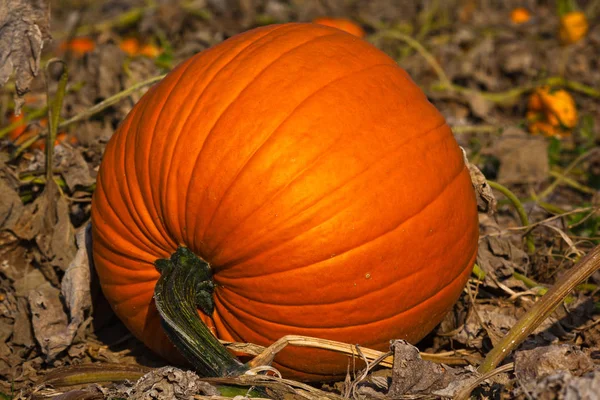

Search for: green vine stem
xmin=369 ymin=30 xmax=452 ymax=89
xmin=12 ymin=74 xmax=166 ymax=158
xmin=478 ymin=243 xmax=600 ymax=374
xmin=154 ymin=247 xmax=247 ymax=377
xmin=487 ymin=180 xmax=536 ymax=254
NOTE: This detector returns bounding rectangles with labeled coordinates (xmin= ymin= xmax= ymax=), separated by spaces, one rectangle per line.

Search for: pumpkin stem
xmin=154 ymin=247 xmax=247 ymax=377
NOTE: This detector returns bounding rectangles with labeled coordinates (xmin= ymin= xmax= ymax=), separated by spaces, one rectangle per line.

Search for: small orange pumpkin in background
xmin=312 ymin=17 xmax=365 ymax=38
xmin=7 ymin=112 xmax=27 ymax=141
xmin=527 ymin=86 xmax=577 ymax=138
xmin=91 ymin=23 xmax=479 ymax=380
xmin=559 ymin=11 xmax=588 ymax=44
xmin=510 ymin=8 xmax=531 ymax=24
xmin=59 ymin=37 xmax=96 ymax=56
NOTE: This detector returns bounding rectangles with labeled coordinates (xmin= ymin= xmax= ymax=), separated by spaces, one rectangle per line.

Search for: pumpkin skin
xmin=91 ymin=23 xmax=479 ymax=380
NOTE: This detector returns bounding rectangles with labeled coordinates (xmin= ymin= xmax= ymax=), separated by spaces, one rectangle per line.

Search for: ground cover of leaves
xmin=1 ymin=0 xmax=599 ymax=399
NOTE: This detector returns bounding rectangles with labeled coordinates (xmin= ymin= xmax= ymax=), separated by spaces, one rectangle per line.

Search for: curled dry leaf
xmin=0 ymin=0 xmax=50 ymax=114
xmin=387 ymin=340 xmax=472 ymax=397
xmin=464 ymin=149 xmax=496 ymax=215
xmin=61 ymin=224 xmax=93 ymax=346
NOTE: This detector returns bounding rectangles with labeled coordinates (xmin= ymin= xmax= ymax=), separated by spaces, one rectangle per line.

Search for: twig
xmin=487 ymin=180 xmax=536 ymax=254
xmin=478 ymin=244 xmax=600 ymax=374
xmin=490 ymin=206 xmax=596 ymax=234
xmin=228 ymin=334 xmax=470 ymax=370
xmin=454 ymin=363 xmax=514 ymax=400
xmin=548 ymin=170 xmax=597 ymax=195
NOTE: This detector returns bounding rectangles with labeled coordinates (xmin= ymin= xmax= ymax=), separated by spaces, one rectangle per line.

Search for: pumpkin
xmin=59 ymin=37 xmax=96 ymax=57
xmin=527 ymin=86 xmax=577 ymax=138
xmin=312 ymin=17 xmax=365 ymax=38
xmin=559 ymin=11 xmax=588 ymax=44
xmin=91 ymin=23 xmax=479 ymax=380
xmin=510 ymin=8 xmax=531 ymax=24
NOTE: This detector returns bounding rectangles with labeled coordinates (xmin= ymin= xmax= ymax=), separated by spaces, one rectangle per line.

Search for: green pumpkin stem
xmin=154 ymin=247 xmax=247 ymax=377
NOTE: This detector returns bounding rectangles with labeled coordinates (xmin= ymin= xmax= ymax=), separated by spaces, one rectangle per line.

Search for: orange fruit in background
xmin=559 ymin=11 xmax=588 ymax=44
xmin=313 ymin=17 xmax=365 ymax=38
xmin=60 ymin=37 xmax=96 ymax=56
xmin=527 ymin=87 xmax=577 ymax=138
xmin=510 ymin=8 xmax=531 ymax=24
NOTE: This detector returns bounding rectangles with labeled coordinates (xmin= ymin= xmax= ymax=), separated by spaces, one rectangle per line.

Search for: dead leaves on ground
xmin=0 ymin=0 xmax=50 ymax=114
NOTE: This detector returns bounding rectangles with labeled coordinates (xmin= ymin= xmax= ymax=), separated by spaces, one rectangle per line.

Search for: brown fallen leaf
xmin=55 ymin=146 xmax=95 ymax=192
xmin=465 ymin=151 xmax=497 ymax=215
xmin=0 ymin=171 xmax=23 ymax=231
xmin=387 ymin=340 xmax=473 ymax=397
xmin=477 ymin=236 xmax=530 ymax=287
xmin=515 ymin=344 xmax=595 ymax=382
xmin=61 ymin=224 xmax=93 ymax=344
xmin=527 ymin=370 xmax=600 ymax=399
xmin=12 ymin=179 xmax=76 ymax=272
xmin=28 ymin=282 xmax=70 ymax=360
xmin=0 ymin=0 xmax=51 ymax=114
xmin=12 ymin=297 xmax=35 ymax=348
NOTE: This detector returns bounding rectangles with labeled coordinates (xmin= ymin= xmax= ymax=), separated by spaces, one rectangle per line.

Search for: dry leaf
xmin=477 ymin=236 xmax=529 ymax=289
xmin=29 ymin=282 xmax=70 ymax=360
xmin=0 ymin=175 xmax=23 ymax=231
xmin=55 ymin=147 xmax=95 ymax=192
xmin=95 ymin=367 xmax=219 ymax=400
xmin=12 ymin=180 xmax=76 ymax=271
xmin=0 ymin=0 xmax=50 ymax=113
xmin=61 ymin=224 xmax=92 ymax=342
xmin=515 ymin=344 xmax=594 ymax=382
xmin=388 ymin=340 xmax=461 ymax=396
xmin=465 ymin=156 xmax=496 ymax=215
xmin=526 ymin=370 xmax=600 ymax=399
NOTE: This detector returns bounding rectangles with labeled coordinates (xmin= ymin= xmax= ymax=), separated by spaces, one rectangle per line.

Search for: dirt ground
xmin=1 ymin=0 xmax=600 ymax=399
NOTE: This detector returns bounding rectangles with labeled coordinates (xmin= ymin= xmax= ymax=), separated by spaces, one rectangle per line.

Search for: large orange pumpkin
xmin=91 ymin=23 xmax=479 ymax=380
